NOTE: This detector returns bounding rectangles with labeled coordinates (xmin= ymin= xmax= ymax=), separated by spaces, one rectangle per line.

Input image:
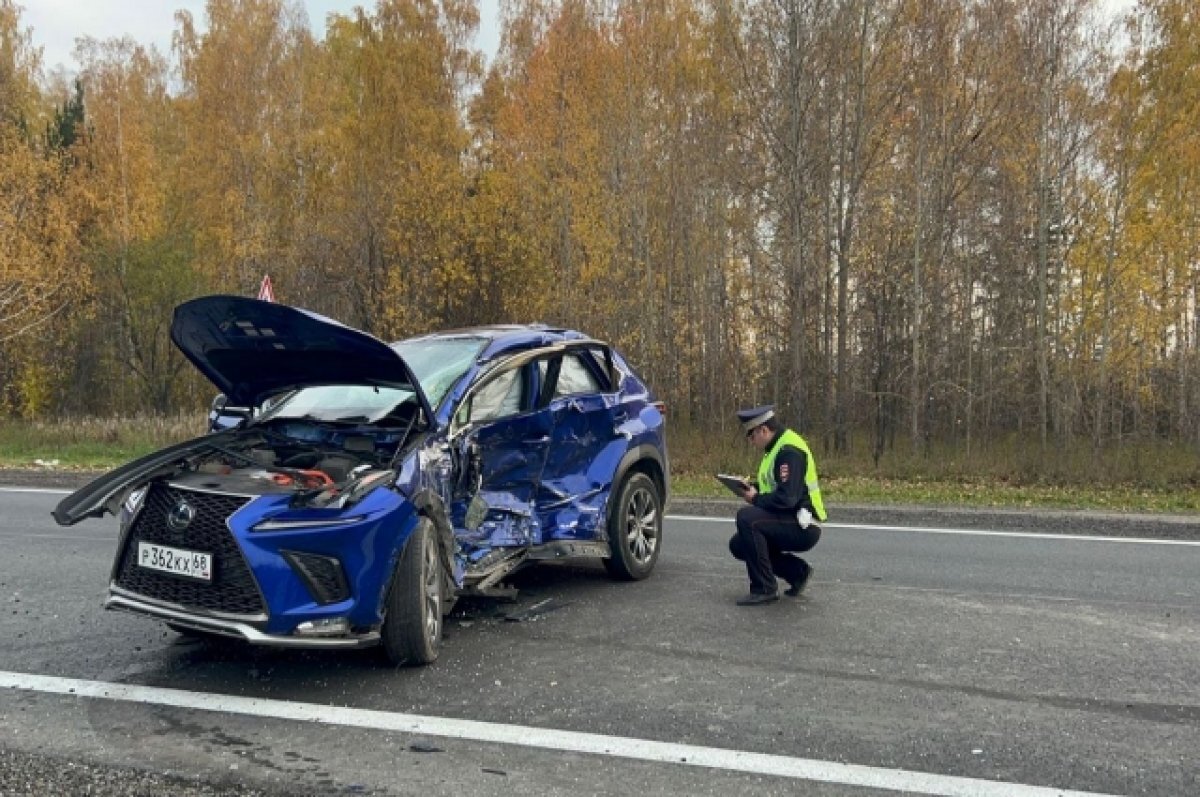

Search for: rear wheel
xmin=381 ymin=519 xmax=443 ymax=666
xmin=603 ymin=471 xmax=662 ymax=580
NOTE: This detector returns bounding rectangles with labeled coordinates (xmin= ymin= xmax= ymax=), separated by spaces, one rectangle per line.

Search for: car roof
xmin=394 ymin=324 xmax=595 ymax=360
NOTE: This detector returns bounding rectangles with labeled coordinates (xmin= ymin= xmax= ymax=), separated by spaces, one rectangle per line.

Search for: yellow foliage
xmin=1 ymin=0 xmax=1197 ymax=448
xmin=0 ymin=131 xmax=89 ymax=342
xmin=14 ymin=356 xmax=51 ymax=419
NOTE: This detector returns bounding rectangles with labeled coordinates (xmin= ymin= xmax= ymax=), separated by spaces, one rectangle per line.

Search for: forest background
xmin=1 ymin=0 xmax=1198 ymax=508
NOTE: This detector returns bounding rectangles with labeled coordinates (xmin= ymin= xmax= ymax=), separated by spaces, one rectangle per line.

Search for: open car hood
xmin=172 ymin=295 xmax=433 ymax=418
xmin=53 ymin=429 xmax=243 ymax=526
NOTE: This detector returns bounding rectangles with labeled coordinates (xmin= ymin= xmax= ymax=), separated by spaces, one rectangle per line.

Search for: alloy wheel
xmin=423 ymin=539 xmax=441 ymax=643
xmin=624 ymin=485 xmax=659 ymax=564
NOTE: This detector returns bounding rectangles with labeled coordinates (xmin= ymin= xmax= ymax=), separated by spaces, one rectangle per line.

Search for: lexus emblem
xmin=167 ymin=499 xmax=196 ymax=533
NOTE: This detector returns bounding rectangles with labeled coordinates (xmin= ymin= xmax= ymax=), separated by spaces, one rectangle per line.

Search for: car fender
xmin=603 ymin=443 xmax=668 ymax=538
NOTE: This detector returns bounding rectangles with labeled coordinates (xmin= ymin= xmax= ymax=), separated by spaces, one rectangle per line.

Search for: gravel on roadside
xmin=0 ymin=747 xmax=306 ymax=797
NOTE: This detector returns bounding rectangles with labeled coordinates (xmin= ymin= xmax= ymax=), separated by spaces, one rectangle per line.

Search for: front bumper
xmin=111 ymin=482 xmax=420 ymax=640
xmin=105 ymin=586 xmax=380 ymax=649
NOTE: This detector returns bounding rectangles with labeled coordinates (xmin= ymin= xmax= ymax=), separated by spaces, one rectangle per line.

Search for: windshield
xmin=258 ymin=385 xmax=417 ymax=424
xmin=392 ymin=336 xmax=487 ymax=409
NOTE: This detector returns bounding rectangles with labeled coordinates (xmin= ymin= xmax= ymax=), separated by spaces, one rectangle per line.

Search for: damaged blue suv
xmin=53 ymin=296 xmax=668 ymax=665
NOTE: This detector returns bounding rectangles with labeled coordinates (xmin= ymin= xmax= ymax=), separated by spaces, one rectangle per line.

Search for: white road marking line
xmin=3 ymin=487 xmax=1196 ymax=546
xmin=667 ymin=514 xmax=1200 ymax=546
xmin=0 ymin=670 xmax=1118 ymax=797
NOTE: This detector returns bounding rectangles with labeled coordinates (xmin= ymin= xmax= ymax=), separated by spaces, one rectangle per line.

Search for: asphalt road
xmin=0 ymin=483 xmax=1197 ymax=796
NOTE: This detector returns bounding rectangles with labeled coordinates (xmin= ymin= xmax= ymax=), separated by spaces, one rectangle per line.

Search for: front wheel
xmin=381 ymin=518 xmax=444 ymax=666
xmin=603 ymin=471 xmax=662 ymax=581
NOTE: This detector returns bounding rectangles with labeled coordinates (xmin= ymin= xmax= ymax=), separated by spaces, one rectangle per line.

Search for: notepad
xmin=715 ymin=473 xmax=751 ymax=496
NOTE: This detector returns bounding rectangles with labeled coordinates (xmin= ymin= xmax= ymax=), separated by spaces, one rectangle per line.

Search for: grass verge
xmin=671 ymin=473 xmax=1200 ymax=512
xmin=2 ymin=417 xmax=1197 ymax=513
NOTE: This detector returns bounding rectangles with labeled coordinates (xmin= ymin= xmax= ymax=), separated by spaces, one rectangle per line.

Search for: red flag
xmin=257 ymin=274 xmax=275 ymax=303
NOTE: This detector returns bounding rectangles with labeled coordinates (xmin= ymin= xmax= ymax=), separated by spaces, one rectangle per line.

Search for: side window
xmin=464 ymin=368 xmax=524 ymax=424
xmin=553 ymin=354 xmax=602 ymax=398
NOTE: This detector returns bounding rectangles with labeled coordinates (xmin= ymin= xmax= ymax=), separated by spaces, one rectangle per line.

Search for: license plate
xmin=137 ymin=542 xmax=212 ymax=581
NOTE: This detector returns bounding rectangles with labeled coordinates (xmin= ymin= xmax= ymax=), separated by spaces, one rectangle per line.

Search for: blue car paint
xmin=227 ymin=488 xmax=420 ymax=633
xmin=240 ymin=335 xmax=665 ymax=627
xmin=439 ymin=338 xmax=649 ymax=551
xmin=537 ymin=401 xmax=666 ymax=541
xmin=56 ymin=303 xmax=667 ymax=654
xmin=114 ymin=477 xmax=423 ymax=635
xmin=458 ymin=410 xmax=552 ymax=547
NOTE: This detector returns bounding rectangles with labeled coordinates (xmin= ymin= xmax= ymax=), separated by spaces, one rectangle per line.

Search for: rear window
xmin=554 ymin=354 xmax=603 ymax=397
xmin=536 ymin=349 xmax=612 ymax=399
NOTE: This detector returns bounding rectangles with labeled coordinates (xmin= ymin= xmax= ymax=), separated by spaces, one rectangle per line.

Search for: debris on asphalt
xmin=407 ymin=740 xmax=443 ymax=754
xmin=503 ymin=597 xmax=565 ymax=622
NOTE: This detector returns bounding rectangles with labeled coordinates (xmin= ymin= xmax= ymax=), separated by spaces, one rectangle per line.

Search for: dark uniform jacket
xmin=751 ymin=431 xmax=814 ymax=516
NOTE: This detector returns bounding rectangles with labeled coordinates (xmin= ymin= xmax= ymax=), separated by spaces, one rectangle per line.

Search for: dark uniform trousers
xmin=729 ymin=504 xmax=821 ymax=595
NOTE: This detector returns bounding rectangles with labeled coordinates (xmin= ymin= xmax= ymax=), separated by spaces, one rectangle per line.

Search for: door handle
xmin=522 ymin=435 xmax=550 ymax=444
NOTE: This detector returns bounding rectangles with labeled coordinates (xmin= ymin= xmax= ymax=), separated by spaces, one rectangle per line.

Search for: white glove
xmin=797 ymin=508 xmax=813 ymax=529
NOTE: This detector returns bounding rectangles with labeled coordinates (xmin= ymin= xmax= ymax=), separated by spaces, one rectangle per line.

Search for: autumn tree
xmin=0 ymin=0 xmax=89 ymax=415
xmin=312 ymin=0 xmax=480 ymax=337
xmin=1097 ymin=0 xmax=1200 ymax=445
xmin=173 ymin=0 xmax=316 ymax=298
xmin=68 ymin=37 xmax=204 ymax=414
xmin=5 ymin=0 xmax=1198 ymax=484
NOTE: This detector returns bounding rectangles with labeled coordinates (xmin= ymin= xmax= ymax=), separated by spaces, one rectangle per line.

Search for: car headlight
xmin=252 ymin=515 xmax=365 ymax=532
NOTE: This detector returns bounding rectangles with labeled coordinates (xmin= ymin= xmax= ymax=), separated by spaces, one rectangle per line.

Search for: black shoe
xmin=736 ymin=591 xmax=779 ymax=606
xmin=784 ymin=562 xmax=813 ymax=597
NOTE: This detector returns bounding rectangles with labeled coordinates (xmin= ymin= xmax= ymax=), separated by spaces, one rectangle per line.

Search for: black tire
xmin=603 ymin=471 xmax=662 ymax=581
xmin=381 ymin=518 xmax=444 ymax=666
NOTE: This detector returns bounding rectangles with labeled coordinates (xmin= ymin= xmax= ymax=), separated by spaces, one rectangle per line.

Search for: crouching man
xmin=728 ymin=405 xmax=827 ymax=605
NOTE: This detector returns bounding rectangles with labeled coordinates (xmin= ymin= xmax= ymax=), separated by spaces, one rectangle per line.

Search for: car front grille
xmin=114 ymin=484 xmax=265 ymax=616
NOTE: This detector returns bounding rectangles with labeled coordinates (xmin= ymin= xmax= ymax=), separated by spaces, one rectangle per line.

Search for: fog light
xmin=293 ymin=617 xmax=349 ymax=637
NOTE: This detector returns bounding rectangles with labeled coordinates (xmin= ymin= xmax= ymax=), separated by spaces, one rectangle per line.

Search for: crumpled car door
xmin=536 ymin=351 xmax=626 ymax=540
xmin=450 ymin=364 xmax=552 ymax=548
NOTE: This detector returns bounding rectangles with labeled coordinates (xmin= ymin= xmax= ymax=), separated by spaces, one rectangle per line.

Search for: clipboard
xmin=715 ymin=473 xmax=751 ymax=496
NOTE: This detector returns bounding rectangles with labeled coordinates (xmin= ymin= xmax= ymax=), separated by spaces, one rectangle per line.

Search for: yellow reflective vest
xmin=755 ymin=429 xmax=827 ymax=522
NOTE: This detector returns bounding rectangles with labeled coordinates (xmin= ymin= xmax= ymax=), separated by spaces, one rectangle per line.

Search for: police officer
xmin=728 ymin=405 xmax=827 ymax=605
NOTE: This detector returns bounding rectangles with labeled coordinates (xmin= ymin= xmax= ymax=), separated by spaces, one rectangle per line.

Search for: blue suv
xmin=54 ymin=295 xmax=669 ymax=665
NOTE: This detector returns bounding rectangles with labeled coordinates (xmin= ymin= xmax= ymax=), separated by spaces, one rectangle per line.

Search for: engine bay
xmin=164 ymin=421 xmax=405 ymax=504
